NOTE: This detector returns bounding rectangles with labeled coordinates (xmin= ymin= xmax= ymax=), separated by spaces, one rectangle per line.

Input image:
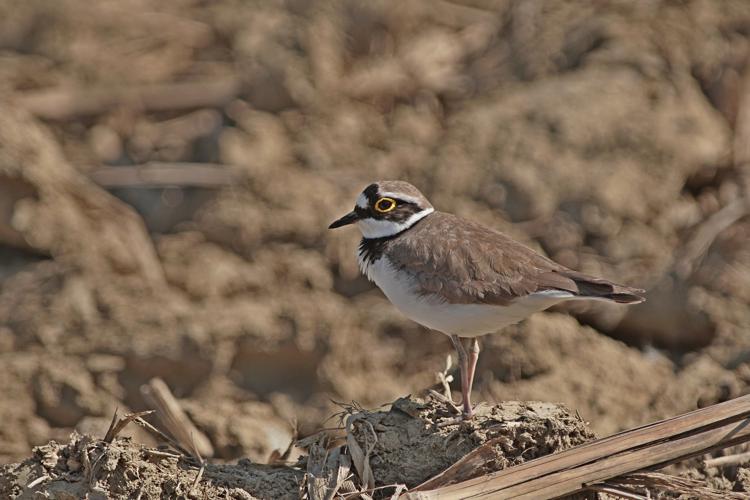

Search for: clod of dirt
xmin=0 ymin=433 xmax=303 ymax=500
xmin=347 ymin=395 xmax=594 ymax=488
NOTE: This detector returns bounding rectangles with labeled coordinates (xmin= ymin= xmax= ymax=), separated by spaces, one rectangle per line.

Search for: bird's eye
xmin=374 ymin=197 xmax=397 ymax=213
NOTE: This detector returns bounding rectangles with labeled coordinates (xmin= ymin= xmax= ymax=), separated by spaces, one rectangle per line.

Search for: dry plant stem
xmin=704 ymin=450 xmax=750 ymax=467
xmin=103 ymin=409 xmax=155 ymax=443
xmin=416 ymin=437 xmax=518 ymax=489
xmin=340 ymin=483 xmax=409 ymax=499
xmin=449 ymin=335 xmax=472 ymax=418
xmin=585 ymin=485 xmax=649 ymax=500
xmin=268 ymin=423 xmax=298 ymax=464
xmin=190 ymin=463 xmax=205 ymax=494
xmin=305 ymin=437 xmax=351 ymax=500
xmin=436 ymin=417 xmax=465 ymax=428
xmin=604 ymin=471 xmax=748 ymax=500
xmin=345 ymin=414 xmax=377 ymax=491
xmin=389 ymin=484 xmax=408 ymax=500
xmin=15 ymin=78 xmax=243 ymax=120
xmin=140 ymin=377 xmax=213 ymax=460
xmin=103 ymin=408 xmax=195 ymax=461
xmin=142 ymin=449 xmax=181 ymax=460
xmin=427 ymin=390 xmax=461 ymax=415
xmin=133 ymin=417 xmax=194 ymax=459
xmin=25 ymin=475 xmax=49 ymax=489
xmin=436 ymin=354 xmax=454 ymax=402
xmin=80 ymin=441 xmax=92 ymax=483
xmin=103 ymin=408 xmax=120 ymax=443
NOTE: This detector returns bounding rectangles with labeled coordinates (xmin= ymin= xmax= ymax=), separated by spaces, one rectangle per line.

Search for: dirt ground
xmin=2 ymin=0 xmax=750 ymax=497
xmin=0 ymin=396 xmax=596 ymax=498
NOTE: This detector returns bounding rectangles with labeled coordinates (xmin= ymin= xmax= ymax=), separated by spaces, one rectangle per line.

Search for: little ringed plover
xmin=329 ymin=180 xmax=645 ymax=418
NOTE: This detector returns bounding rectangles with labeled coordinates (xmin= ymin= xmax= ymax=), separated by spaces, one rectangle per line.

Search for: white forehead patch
xmin=356 ymin=192 xmax=369 ymax=209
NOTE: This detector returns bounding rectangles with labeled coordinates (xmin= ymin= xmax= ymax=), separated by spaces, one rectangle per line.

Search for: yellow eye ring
xmin=374 ymin=197 xmax=397 ymax=213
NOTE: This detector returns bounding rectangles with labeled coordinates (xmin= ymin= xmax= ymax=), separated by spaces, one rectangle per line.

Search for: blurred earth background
xmin=1 ymin=0 xmax=750 ymax=475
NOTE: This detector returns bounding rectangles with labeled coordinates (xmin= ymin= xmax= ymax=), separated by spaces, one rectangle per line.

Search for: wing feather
xmin=385 ymin=212 xmax=644 ymax=305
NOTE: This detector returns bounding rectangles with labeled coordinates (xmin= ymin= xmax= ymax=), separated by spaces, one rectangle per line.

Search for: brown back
xmin=384 ymin=212 xmax=644 ymax=305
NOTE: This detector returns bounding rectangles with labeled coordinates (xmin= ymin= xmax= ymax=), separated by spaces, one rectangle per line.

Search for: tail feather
xmin=598 ymin=291 xmax=646 ymax=304
xmin=559 ymin=270 xmax=646 ymax=304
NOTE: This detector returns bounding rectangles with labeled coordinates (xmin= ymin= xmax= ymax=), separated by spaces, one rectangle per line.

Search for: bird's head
xmin=328 ymin=180 xmax=434 ymax=238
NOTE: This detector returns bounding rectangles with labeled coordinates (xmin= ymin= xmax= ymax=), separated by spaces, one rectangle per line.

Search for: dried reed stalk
xmin=140 ymin=377 xmax=214 ymax=460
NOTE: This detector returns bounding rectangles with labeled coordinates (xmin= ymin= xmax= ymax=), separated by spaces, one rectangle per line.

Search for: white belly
xmin=364 ymin=257 xmax=570 ymax=337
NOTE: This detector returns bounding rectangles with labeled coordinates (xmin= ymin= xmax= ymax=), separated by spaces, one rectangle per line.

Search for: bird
xmin=329 ymin=180 xmax=645 ymax=419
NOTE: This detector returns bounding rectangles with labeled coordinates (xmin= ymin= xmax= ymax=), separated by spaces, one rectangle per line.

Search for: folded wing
xmin=386 ymin=212 xmax=645 ymax=305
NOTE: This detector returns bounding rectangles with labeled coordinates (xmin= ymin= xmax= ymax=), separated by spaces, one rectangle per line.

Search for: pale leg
xmin=466 ymin=338 xmax=480 ymax=400
xmin=450 ymin=335 xmax=473 ymax=418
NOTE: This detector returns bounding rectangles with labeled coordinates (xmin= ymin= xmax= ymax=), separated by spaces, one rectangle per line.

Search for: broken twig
xmin=704 ymin=450 xmax=750 ymax=468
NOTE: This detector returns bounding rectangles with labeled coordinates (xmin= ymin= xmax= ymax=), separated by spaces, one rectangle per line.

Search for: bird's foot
xmin=461 ymin=396 xmax=475 ymax=420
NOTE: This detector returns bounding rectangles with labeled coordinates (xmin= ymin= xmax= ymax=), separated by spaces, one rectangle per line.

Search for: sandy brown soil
xmin=1 ymin=0 xmax=750 ymax=497
xmin=0 ymin=396 xmax=593 ymax=499
xmin=1 ymin=433 xmax=304 ymax=500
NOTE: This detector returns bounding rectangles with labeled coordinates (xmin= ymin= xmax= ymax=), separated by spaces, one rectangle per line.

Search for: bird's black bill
xmin=328 ymin=210 xmax=359 ymax=229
